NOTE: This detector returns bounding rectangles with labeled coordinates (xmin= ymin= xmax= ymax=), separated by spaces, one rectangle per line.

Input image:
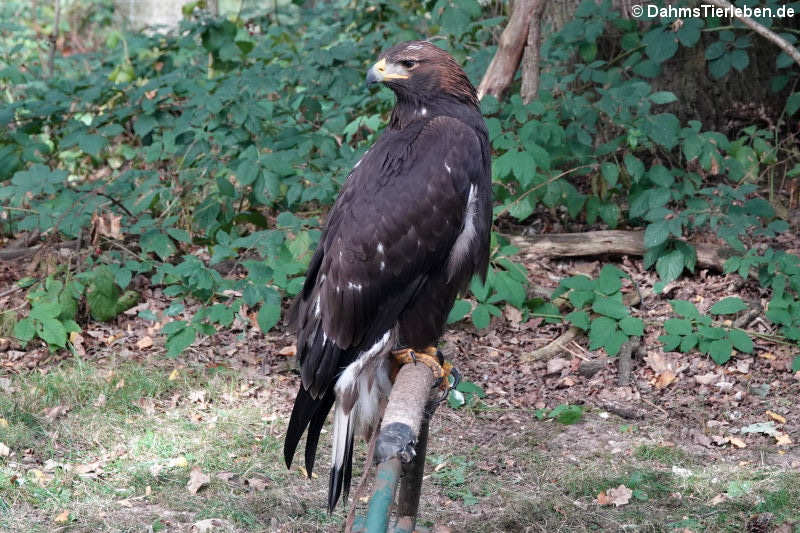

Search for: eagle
xmin=283 ymin=40 xmax=492 ymax=512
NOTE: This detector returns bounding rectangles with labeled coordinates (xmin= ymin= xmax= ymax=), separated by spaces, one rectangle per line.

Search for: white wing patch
xmin=444 ymin=162 xmax=451 ymax=174
xmin=447 ymin=183 xmax=478 ymax=280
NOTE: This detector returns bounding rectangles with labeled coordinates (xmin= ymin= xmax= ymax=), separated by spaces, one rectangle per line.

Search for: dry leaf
xmin=595 ymin=490 xmax=610 ymax=505
xmin=69 ymin=332 xmax=85 ymax=356
xmin=695 ymin=371 xmax=721 ymax=384
xmin=91 ymin=212 xmax=123 ymax=241
xmin=766 ymin=411 xmax=787 ymax=424
xmin=711 ymin=435 xmax=729 ymax=446
xmin=191 ymin=518 xmax=234 ymax=533
xmin=74 ymin=461 xmax=103 ymax=478
xmin=53 ymin=510 xmax=70 ymax=524
xmin=168 ymin=369 xmax=180 ymax=381
xmin=654 ymin=371 xmax=676 ymax=389
xmin=29 ymin=469 xmax=49 ymax=487
xmin=93 ymin=393 xmax=107 ymax=408
xmin=43 ymin=405 xmax=67 ymax=422
xmin=710 ymin=493 xmax=727 ymax=506
xmin=189 ymin=390 xmax=206 ymax=404
xmin=503 ymin=304 xmax=522 ymax=325
xmin=546 ymin=357 xmax=570 ymax=375
xmin=0 ymin=442 xmax=9 ymax=457
xmin=729 ymin=437 xmax=747 ymax=448
xmin=186 ymin=466 xmax=210 ymax=494
xmin=645 ymin=352 xmax=670 ymax=374
xmin=775 ymin=433 xmax=793 ymax=446
xmin=0 ymin=417 xmax=8 ymax=428
xmin=169 ymin=456 xmax=188 ymax=468
xmin=245 ymin=477 xmax=268 ymax=491
xmin=606 ymin=484 xmax=633 ymax=506
xmin=136 ymin=336 xmax=154 ymax=350
xmin=278 ymin=345 xmax=296 ymax=357
xmin=759 ymin=352 xmax=776 ymax=360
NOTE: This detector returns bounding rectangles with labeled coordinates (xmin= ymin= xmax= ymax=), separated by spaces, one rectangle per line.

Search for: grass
xmin=1 ymin=358 xmax=798 ymax=532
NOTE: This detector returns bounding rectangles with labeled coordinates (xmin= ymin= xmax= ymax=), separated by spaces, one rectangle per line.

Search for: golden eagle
xmin=284 ymin=41 xmax=492 ymax=512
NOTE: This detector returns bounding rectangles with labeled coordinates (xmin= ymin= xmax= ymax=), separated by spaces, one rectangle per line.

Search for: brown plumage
xmin=283 ymin=41 xmax=492 ymax=512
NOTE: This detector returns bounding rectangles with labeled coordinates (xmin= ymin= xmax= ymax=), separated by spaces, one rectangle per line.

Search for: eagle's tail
xmin=328 ymin=401 xmax=355 ymax=513
xmin=328 ymin=332 xmax=394 ymax=512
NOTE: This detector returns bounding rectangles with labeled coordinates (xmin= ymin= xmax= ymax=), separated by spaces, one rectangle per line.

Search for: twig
xmin=0 ymin=240 xmax=79 ymax=261
xmin=523 ymin=326 xmax=578 ymax=361
xmin=616 ymin=338 xmax=640 ymax=387
xmin=705 ymin=0 xmax=800 ymax=68
xmin=47 ymin=0 xmax=61 ymax=78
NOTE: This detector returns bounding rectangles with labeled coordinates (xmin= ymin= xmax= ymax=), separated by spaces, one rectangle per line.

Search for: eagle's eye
xmin=399 ymin=59 xmax=416 ymax=69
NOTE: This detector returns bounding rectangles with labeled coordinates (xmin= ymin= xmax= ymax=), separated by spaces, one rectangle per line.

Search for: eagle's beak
xmin=366 ymin=58 xmax=409 ymax=86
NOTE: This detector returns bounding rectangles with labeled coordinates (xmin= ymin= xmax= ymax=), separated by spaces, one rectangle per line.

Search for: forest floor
xmin=1 ymin=217 xmax=799 ymax=532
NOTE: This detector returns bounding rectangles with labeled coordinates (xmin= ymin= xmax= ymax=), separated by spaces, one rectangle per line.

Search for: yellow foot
xmin=390 ymin=347 xmax=452 ymax=391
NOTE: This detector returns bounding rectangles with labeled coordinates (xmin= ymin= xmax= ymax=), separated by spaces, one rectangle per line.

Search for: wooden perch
xmin=509 ymin=230 xmax=736 ymax=271
xmin=705 ymin=0 xmax=800 ymax=68
xmin=477 ymin=0 xmax=537 ymax=101
xmin=361 ymin=362 xmax=438 ymax=532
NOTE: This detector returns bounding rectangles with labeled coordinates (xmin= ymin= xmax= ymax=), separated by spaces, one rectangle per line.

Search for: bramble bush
xmin=1 ymin=0 xmax=799 ymax=367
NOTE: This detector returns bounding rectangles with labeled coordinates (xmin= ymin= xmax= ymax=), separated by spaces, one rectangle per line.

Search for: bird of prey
xmin=283 ymin=40 xmax=492 ymax=512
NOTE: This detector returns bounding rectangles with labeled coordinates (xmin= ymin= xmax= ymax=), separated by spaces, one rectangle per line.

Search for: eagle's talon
xmin=391 ymin=347 xmax=444 ymax=383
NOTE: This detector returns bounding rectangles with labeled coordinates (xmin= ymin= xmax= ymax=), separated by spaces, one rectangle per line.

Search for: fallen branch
xmin=509 ymin=230 xmax=736 ymax=271
xmin=0 ymin=240 xmax=79 ymax=261
xmin=523 ymin=326 xmax=578 ymax=361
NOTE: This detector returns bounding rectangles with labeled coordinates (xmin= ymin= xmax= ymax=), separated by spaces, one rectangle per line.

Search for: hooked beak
xmin=366 ymin=58 xmax=409 ymax=86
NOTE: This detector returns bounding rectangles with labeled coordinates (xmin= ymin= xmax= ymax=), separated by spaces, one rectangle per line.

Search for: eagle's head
xmin=366 ymin=41 xmax=478 ymax=109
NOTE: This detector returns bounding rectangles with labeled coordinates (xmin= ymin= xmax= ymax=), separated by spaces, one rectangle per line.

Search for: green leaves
xmin=85 ymin=266 xmax=139 ymax=322
xmin=710 ymin=297 xmax=748 ymax=315
xmin=447 ymin=380 xmax=485 ymax=409
xmin=552 ymin=267 xmax=641 ymax=357
xmin=659 ymin=298 xmax=755 ymax=365
xmin=535 ymin=404 xmax=584 ymax=425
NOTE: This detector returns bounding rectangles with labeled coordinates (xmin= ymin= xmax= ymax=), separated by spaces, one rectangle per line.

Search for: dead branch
xmin=477 ymin=0 xmax=536 ymax=101
xmin=509 ymin=230 xmax=736 ymax=271
xmin=520 ymin=0 xmax=550 ymax=104
xmin=705 ymin=0 xmax=800 ymax=68
xmin=616 ymin=337 xmax=640 ymax=386
xmin=0 ymin=240 xmax=79 ymax=261
xmin=47 ymin=0 xmax=61 ymax=78
xmin=523 ymin=326 xmax=578 ymax=361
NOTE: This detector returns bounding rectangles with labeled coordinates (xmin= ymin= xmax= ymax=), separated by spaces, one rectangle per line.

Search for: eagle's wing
xmin=299 ymin=115 xmax=484 ymax=392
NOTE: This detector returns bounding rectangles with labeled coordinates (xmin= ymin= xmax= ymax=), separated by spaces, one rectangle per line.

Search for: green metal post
xmin=363 ymin=457 xmax=401 ymax=532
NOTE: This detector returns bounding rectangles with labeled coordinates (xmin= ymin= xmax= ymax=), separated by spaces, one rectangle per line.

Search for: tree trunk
xmin=520 ymin=0 xmax=549 ymax=104
xmin=477 ymin=0 xmax=536 ymax=101
xmin=114 ymin=0 xmax=190 ymax=32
